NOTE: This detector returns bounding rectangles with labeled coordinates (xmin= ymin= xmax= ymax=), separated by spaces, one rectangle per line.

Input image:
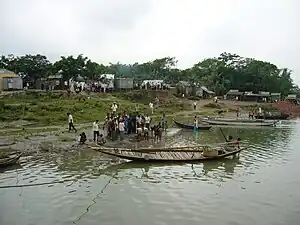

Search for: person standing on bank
xmin=93 ymin=120 xmax=100 ymax=142
xmin=67 ymin=113 xmax=77 ymax=132
xmin=118 ymin=119 xmax=125 ymax=141
xmin=145 ymin=114 xmax=151 ymax=130
xmin=149 ymin=102 xmax=154 ymax=114
xmin=111 ymin=102 xmax=118 ymax=116
xmin=194 ymin=116 xmax=198 ymax=132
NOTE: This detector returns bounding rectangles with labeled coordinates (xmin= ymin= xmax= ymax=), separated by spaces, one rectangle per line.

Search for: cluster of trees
xmin=0 ymin=52 xmax=298 ymax=96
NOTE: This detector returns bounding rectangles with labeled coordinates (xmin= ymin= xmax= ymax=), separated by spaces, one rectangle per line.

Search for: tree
xmin=53 ymin=54 xmax=88 ymax=85
xmin=18 ymin=54 xmax=52 ymax=85
xmin=0 ymin=52 xmax=298 ymax=97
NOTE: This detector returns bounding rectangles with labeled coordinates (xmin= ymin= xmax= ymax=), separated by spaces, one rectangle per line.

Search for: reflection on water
xmin=1 ymin=122 xmax=300 ymax=225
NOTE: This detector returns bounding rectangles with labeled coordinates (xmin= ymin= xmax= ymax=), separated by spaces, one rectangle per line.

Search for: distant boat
xmin=255 ymin=113 xmax=289 ymax=120
xmin=201 ymin=118 xmax=278 ymax=127
xmin=91 ymin=145 xmax=246 ymax=162
xmin=173 ymin=119 xmax=212 ymax=130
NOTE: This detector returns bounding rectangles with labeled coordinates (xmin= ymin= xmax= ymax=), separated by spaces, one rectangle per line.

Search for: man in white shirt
xmin=149 ymin=102 xmax=154 ymax=114
xmin=111 ymin=102 xmax=118 ymax=115
xmin=93 ymin=120 xmax=100 ymax=142
xmin=136 ymin=115 xmax=142 ymax=126
xmin=118 ymin=119 xmax=125 ymax=141
xmin=258 ymin=107 xmax=262 ymax=115
xmin=67 ymin=113 xmax=77 ymax=132
xmin=135 ymin=103 xmax=139 ymax=112
xmin=144 ymin=114 xmax=151 ymax=129
xmin=193 ymin=101 xmax=197 ymax=110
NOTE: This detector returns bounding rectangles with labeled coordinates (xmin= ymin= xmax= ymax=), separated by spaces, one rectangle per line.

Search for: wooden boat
xmin=173 ymin=120 xmax=212 ymax=130
xmin=91 ymin=145 xmax=207 ymax=153
xmin=201 ymin=118 xmax=277 ymax=127
xmin=91 ymin=145 xmax=245 ymax=162
xmin=0 ymin=153 xmax=22 ymax=167
xmin=255 ymin=113 xmax=289 ymax=120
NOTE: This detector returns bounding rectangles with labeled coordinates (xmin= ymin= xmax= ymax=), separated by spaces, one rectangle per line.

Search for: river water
xmin=1 ymin=121 xmax=300 ymax=225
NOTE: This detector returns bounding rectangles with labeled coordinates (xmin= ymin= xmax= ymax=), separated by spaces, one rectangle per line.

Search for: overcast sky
xmin=1 ymin=0 xmax=299 ymax=83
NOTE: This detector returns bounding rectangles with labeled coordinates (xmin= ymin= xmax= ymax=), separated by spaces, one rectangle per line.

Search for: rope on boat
xmin=0 ymin=180 xmax=65 ymax=189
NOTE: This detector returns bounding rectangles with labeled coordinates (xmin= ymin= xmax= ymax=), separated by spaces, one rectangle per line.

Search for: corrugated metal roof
xmin=200 ymin=86 xmax=214 ymax=94
xmin=100 ymin=74 xmax=115 ymax=80
xmin=0 ymin=68 xmax=18 ymax=78
xmin=141 ymin=80 xmax=163 ymax=86
xmin=271 ymin=93 xmax=281 ymax=96
xmin=48 ymin=74 xmax=63 ymax=79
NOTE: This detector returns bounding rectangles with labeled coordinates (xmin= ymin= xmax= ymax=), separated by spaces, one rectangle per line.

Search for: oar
xmin=219 ymin=127 xmax=229 ymax=142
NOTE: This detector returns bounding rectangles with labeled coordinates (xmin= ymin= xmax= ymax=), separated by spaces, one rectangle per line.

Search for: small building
xmin=114 ymin=78 xmax=133 ymax=90
xmin=36 ymin=74 xmax=65 ymax=90
xmin=270 ymin=93 xmax=281 ymax=102
xmin=285 ymin=94 xmax=297 ymax=104
xmin=243 ymin=91 xmax=270 ymax=102
xmin=226 ymin=89 xmax=244 ymax=100
xmin=196 ymin=86 xmax=215 ymax=99
xmin=0 ymin=69 xmax=23 ymax=92
xmin=177 ymin=81 xmax=193 ymax=95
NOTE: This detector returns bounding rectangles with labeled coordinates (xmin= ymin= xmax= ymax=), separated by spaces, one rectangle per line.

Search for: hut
xmin=196 ymin=86 xmax=215 ymax=99
xmin=36 ymin=74 xmax=65 ymax=90
xmin=114 ymin=78 xmax=133 ymax=91
xmin=270 ymin=93 xmax=281 ymax=102
xmin=243 ymin=91 xmax=270 ymax=102
xmin=0 ymin=69 xmax=23 ymax=92
xmin=226 ymin=89 xmax=244 ymax=100
xmin=177 ymin=81 xmax=192 ymax=95
xmin=285 ymin=94 xmax=297 ymax=104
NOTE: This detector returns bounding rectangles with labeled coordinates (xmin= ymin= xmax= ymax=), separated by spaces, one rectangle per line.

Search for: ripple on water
xmin=1 ymin=126 xmax=300 ymax=225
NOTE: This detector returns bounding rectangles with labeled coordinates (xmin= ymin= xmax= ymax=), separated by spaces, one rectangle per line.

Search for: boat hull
xmin=0 ymin=153 xmax=22 ymax=167
xmin=93 ymin=146 xmax=245 ymax=163
xmin=173 ymin=120 xmax=212 ymax=130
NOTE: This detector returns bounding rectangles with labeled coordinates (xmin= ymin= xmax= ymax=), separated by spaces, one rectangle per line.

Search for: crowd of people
xmin=67 ymin=102 xmax=167 ymax=145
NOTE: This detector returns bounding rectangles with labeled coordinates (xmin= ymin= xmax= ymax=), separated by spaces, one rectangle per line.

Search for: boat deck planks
xmin=91 ymin=145 xmax=246 ymax=162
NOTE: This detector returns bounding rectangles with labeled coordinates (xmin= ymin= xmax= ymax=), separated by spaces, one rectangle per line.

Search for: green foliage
xmin=0 ymin=52 xmax=298 ymax=96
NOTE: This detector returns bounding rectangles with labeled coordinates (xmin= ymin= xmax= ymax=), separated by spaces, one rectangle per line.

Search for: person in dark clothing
xmin=97 ymin=134 xmax=106 ymax=145
xmin=131 ymin=114 xmax=137 ymax=134
xmin=127 ymin=115 xmax=132 ymax=134
xmin=79 ymin=132 xmax=87 ymax=144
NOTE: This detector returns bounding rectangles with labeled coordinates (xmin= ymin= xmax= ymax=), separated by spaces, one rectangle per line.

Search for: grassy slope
xmin=0 ymin=90 xmax=278 ymax=130
xmin=0 ymin=90 xmax=191 ymax=125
